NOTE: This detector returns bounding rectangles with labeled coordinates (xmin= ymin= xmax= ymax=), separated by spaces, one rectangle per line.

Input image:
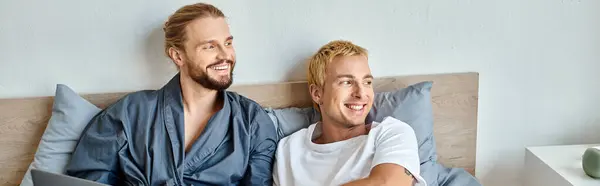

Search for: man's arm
xmin=65 ymin=111 xmax=127 ymax=185
xmin=342 ymin=163 xmax=414 ymax=186
xmin=343 ymin=118 xmax=423 ymax=186
xmin=242 ymin=110 xmax=279 ymax=185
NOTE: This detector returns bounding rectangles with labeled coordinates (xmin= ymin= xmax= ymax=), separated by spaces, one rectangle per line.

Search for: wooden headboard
xmin=0 ymin=72 xmax=478 ymax=185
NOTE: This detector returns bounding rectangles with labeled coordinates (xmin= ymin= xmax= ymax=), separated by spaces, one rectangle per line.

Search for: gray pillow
xmin=265 ymin=107 xmax=321 ymax=139
xmin=20 ymin=84 xmax=101 ymax=186
xmin=367 ymin=81 xmax=437 ymax=162
xmin=366 ymin=81 xmax=439 ymax=185
xmin=266 ymin=81 xmax=439 ymax=184
xmin=437 ymin=163 xmax=482 ymax=186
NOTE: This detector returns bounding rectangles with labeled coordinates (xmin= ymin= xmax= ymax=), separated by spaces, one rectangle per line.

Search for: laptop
xmin=31 ymin=169 xmax=109 ymax=186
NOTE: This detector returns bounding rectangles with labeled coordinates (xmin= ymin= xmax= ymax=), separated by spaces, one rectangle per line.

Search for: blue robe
xmin=65 ymin=73 xmax=278 ymax=186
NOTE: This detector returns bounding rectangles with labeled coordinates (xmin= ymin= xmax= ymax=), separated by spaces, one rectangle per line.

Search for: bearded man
xmin=65 ymin=3 xmax=277 ymax=186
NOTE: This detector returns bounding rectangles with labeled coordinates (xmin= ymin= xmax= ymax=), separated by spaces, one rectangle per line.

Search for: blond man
xmin=272 ymin=40 xmax=426 ymax=186
xmin=66 ymin=3 xmax=277 ymax=185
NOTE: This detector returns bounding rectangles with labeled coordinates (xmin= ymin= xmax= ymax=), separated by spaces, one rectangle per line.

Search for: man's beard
xmin=187 ymin=60 xmax=235 ymax=91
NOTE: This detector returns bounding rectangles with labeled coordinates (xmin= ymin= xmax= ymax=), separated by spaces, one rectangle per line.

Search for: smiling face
xmin=310 ymin=55 xmax=374 ymax=128
xmin=170 ymin=16 xmax=235 ymax=90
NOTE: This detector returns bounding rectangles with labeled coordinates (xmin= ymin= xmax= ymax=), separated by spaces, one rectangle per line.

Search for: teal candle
xmin=583 ymin=147 xmax=600 ymax=178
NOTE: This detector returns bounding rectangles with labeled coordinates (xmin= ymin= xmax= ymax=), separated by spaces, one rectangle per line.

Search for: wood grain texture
xmin=0 ymin=72 xmax=478 ymax=185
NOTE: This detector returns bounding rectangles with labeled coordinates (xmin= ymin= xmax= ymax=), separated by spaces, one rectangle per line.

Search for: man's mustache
xmin=207 ymin=60 xmax=234 ymax=68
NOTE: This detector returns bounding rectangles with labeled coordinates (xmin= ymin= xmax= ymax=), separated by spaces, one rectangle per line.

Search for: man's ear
xmin=309 ymin=84 xmax=322 ymax=106
xmin=168 ymin=47 xmax=185 ymax=68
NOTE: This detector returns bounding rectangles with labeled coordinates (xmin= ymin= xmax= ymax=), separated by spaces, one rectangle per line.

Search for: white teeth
xmin=212 ymin=64 xmax=229 ymax=70
xmin=347 ymin=104 xmax=364 ymax=110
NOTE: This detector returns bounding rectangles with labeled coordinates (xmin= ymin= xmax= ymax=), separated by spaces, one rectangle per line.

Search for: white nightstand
xmin=524 ymin=144 xmax=600 ymax=186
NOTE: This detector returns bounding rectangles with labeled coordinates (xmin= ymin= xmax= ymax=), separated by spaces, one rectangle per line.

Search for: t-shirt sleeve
xmin=372 ymin=117 xmax=425 ymax=184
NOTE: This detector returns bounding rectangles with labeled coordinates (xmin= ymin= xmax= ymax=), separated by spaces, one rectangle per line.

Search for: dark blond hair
xmin=307 ymin=40 xmax=369 ymax=111
xmin=163 ymin=3 xmax=225 ymax=59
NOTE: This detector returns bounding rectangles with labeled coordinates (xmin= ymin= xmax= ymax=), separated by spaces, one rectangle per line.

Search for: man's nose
xmin=216 ymin=45 xmax=233 ymax=61
xmin=352 ymin=84 xmax=367 ymax=99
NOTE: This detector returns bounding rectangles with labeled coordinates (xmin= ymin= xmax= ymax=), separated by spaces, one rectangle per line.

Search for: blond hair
xmin=163 ymin=3 xmax=225 ymax=59
xmin=307 ymin=40 xmax=369 ymax=111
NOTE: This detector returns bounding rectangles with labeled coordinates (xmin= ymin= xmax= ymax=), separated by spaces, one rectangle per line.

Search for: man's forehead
xmin=325 ymin=56 xmax=372 ymax=81
xmin=326 ymin=55 xmax=370 ymax=76
xmin=185 ymin=17 xmax=231 ymax=41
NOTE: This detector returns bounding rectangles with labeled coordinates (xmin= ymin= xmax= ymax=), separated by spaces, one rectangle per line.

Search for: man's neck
xmin=180 ymin=75 xmax=221 ymax=114
xmin=315 ymin=117 xmax=368 ymax=144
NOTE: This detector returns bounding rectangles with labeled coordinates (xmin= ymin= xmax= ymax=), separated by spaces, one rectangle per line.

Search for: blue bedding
xmin=436 ymin=164 xmax=481 ymax=186
xmin=420 ymin=159 xmax=481 ymax=186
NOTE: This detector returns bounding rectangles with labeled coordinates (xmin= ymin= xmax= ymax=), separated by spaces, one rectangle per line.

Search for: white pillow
xmin=20 ymin=84 xmax=100 ymax=186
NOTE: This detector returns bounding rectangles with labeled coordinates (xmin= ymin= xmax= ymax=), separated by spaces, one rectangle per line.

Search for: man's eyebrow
xmin=195 ymin=40 xmax=213 ymax=47
xmin=336 ymin=74 xmax=355 ymax=79
xmin=195 ymin=36 xmax=234 ymax=47
xmin=364 ymin=74 xmax=374 ymax=79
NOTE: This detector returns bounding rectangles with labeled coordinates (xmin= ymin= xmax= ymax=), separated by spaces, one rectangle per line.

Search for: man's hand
xmin=342 ymin=163 xmax=414 ymax=186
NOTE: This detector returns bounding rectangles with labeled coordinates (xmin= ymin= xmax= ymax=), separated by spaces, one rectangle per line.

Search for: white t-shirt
xmin=273 ymin=116 xmax=427 ymax=186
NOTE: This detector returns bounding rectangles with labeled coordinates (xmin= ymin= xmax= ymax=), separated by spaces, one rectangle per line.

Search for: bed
xmin=0 ymin=72 xmax=479 ymax=185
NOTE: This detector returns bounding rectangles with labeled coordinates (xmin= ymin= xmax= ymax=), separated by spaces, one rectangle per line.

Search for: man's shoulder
xmin=282 ymin=126 xmax=309 ymax=140
xmin=115 ymin=90 xmax=160 ymax=106
xmin=97 ymin=90 xmax=160 ymax=118
xmin=224 ymin=91 xmax=277 ymax=135
xmin=278 ymin=125 xmax=311 ymax=147
xmin=225 ymin=91 xmax=261 ymax=109
xmin=225 ymin=91 xmax=269 ymax=120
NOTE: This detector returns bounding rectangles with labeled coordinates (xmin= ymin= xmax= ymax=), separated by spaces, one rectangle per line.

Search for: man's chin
xmin=209 ymin=74 xmax=231 ymax=82
xmin=190 ymin=76 xmax=233 ymax=91
xmin=341 ymin=114 xmax=367 ymax=124
xmin=210 ymin=80 xmax=232 ymax=90
xmin=212 ymin=77 xmax=232 ymax=86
